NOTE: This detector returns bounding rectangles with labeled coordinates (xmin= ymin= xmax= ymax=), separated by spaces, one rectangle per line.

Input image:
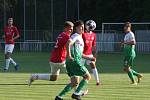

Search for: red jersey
xmin=4 ymin=25 xmax=19 ymax=44
xmin=50 ymin=32 xmax=70 ymax=63
xmin=82 ymin=32 xmax=96 ymax=55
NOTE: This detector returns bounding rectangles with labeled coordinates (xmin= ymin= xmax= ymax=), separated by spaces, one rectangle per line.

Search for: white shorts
xmin=49 ymin=61 xmax=66 ymax=75
xmin=5 ymin=44 xmax=14 ymax=54
xmin=80 ymin=54 xmax=94 ymax=66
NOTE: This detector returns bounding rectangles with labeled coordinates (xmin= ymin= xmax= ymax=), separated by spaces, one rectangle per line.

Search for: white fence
xmin=1 ymin=41 xmax=150 ymax=53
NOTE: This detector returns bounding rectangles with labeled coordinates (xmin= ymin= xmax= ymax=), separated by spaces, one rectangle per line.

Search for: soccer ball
xmin=85 ymin=20 xmax=96 ymax=31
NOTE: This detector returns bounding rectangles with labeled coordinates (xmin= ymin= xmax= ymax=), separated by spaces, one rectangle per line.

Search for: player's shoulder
xmin=62 ymin=32 xmax=70 ymax=38
xmin=12 ymin=25 xmax=18 ymax=30
xmin=71 ymin=33 xmax=79 ymax=37
xmin=92 ymin=32 xmax=96 ymax=36
xmin=128 ymin=31 xmax=135 ymax=36
xmin=70 ymin=33 xmax=80 ymax=39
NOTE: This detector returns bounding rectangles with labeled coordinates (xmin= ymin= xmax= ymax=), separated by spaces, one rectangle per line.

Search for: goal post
xmin=99 ymin=22 xmax=150 ymax=53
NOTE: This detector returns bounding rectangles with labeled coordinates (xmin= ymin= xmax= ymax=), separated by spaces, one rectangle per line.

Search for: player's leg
xmin=86 ymin=55 xmax=100 ymax=85
xmin=55 ymin=76 xmax=79 ymax=100
xmin=4 ymin=52 xmax=11 ymax=71
xmin=49 ymin=62 xmax=64 ymax=81
xmin=130 ymin=56 xmax=143 ymax=83
xmin=4 ymin=44 xmax=12 ymax=71
xmin=4 ymin=44 xmax=18 ymax=71
xmin=8 ymin=44 xmax=18 ymax=70
xmin=28 ymin=62 xmax=63 ymax=86
xmin=10 ymin=57 xmax=19 ymax=71
xmin=123 ymin=56 xmax=136 ymax=84
xmin=89 ymin=61 xmax=100 ymax=85
xmin=124 ymin=67 xmax=136 ymax=84
xmin=72 ymin=66 xmax=91 ymax=100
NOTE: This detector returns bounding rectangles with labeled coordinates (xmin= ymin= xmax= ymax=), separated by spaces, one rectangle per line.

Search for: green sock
xmin=127 ymin=71 xmax=135 ymax=82
xmin=131 ymin=69 xmax=139 ymax=76
xmin=58 ymin=83 xmax=73 ymax=97
xmin=75 ymin=79 xmax=88 ymax=93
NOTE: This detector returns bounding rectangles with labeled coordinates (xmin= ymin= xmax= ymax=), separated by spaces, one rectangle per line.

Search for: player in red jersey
xmin=28 ymin=21 xmax=74 ymax=86
xmin=2 ymin=18 xmax=20 ymax=71
xmin=81 ymin=20 xmax=100 ymax=86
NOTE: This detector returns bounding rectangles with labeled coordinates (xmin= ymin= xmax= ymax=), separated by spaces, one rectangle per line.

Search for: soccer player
xmin=28 ymin=21 xmax=74 ymax=85
xmin=3 ymin=18 xmax=20 ymax=71
xmin=55 ymin=20 xmax=96 ymax=100
xmin=81 ymin=20 xmax=100 ymax=85
xmin=122 ymin=22 xmax=143 ymax=85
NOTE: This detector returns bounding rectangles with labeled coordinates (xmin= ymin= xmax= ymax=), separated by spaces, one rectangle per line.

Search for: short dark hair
xmin=124 ymin=22 xmax=131 ymax=28
xmin=64 ymin=21 xmax=74 ymax=28
xmin=8 ymin=17 xmax=13 ymax=20
xmin=74 ymin=20 xmax=84 ymax=28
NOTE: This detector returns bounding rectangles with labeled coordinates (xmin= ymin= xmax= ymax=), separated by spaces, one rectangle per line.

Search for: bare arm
xmin=66 ymin=39 xmax=74 ymax=61
xmin=82 ymin=53 xmax=96 ymax=61
xmin=13 ymin=27 xmax=20 ymax=41
xmin=121 ymin=40 xmax=136 ymax=45
xmin=92 ymin=46 xmax=97 ymax=57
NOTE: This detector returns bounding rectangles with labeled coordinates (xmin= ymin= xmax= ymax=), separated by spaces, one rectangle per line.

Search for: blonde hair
xmin=64 ymin=21 xmax=74 ymax=28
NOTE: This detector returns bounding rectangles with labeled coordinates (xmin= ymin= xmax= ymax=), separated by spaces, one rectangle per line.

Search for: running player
xmin=3 ymin=18 xmax=20 ymax=71
xmin=55 ymin=20 xmax=96 ymax=100
xmin=122 ymin=22 xmax=143 ymax=85
xmin=28 ymin=21 xmax=74 ymax=85
xmin=81 ymin=20 xmax=100 ymax=85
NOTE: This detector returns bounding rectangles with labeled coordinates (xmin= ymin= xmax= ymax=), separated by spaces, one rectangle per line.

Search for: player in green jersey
xmin=55 ymin=20 xmax=96 ymax=100
xmin=121 ymin=22 xmax=143 ymax=85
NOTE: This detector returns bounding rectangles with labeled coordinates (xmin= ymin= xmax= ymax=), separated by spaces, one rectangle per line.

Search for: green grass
xmin=0 ymin=73 xmax=150 ymax=100
xmin=0 ymin=52 xmax=150 ymax=100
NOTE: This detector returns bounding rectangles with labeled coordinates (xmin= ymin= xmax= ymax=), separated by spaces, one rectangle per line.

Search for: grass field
xmin=0 ymin=52 xmax=150 ymax=100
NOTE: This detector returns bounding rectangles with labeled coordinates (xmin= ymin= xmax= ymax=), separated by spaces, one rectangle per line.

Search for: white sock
xmin=92 ymin=68 xmax=100 ymax=83
xmin=32 ymin=74 xmax=51 ymax=80
xmin=10 ymin=58 xmax=17 ymax=66
xmin=5 ymin=58 xmax=11 ymax=70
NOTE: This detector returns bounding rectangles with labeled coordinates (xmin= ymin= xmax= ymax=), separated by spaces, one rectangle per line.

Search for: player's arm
xmin=123 ymin=38 xmax=136 ymax=45
xmin=123 ymin=40 xmax=136 ymax=45
xmin=82 ymin=54 xmax=96 ymax=61
xmin=92 ymin=34 xmax=97 ymax=57
xmin=121 ymin=40 xmax=136 ymax=46
xmin=13 ymin=27 xmax=20 ymax=40
xmin=66 ymin=39 xmax=74 ymax=61
xmin=122 ymin=34 xmax=136 ymax=45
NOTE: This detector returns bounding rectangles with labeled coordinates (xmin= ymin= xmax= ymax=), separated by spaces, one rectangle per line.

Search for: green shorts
xmin=66 ymin=60 xmax=89 ymax=77
xmin=123 ymin=56 xmax=135 ymax=67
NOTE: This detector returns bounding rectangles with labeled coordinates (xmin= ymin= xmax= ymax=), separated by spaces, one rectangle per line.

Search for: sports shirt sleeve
xmin=92 ymin=33 xmax=96 ymax=47
xmin=70 ymin=33 xmax=79 ymax=43
xmin=14 ymin=27 xmax=20 ymax=36
xmin=129 ymin=33 xmax=135 ymax=42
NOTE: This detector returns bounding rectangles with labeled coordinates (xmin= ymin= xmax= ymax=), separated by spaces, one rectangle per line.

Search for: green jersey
xmin=66 ymin=33 xmax=88 ymax=77
xmin=70 ymin=33 xmax=84 ymax=64
xmin=124 ymin=31 xmax=136 ymax=57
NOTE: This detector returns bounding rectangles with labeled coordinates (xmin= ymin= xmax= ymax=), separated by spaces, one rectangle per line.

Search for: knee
xmin=50 ymin=75 xmax=58 ymax=81
xmin=83 ymin=73 xmax=91 ymax=81
xmin=70 ymin=81 xmax=79 ymax=88
xmin=123 ymin=67 xmax=130 ymax=72
xmin=5 ymin=53 xmax=11 ymax=59
xmin=90 ymin=62 xmax=96 ymax=69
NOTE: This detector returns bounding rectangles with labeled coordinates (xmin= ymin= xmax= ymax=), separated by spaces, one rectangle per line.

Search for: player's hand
xmin=120 ymin=41 xmax=124 ymax=45
xmin=68 ymin=55 xmax=74 ymax=61
xmin=120 ymin=41 xmax=125 ymax=47
xmin=9 ymin=39 xmax=14 ymax=42
xmin=90 ymin=57 xmax=96 ymax=62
